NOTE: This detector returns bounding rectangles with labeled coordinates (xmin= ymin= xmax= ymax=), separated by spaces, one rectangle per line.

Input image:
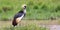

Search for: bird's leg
xmin=19 ymin=20 xmax=22 ymax=26
xmin=17 ymin=20 xmax=22 ymax=27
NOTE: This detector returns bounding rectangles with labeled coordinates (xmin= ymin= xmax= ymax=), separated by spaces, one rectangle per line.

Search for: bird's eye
xmin=24 ymin=6 xmax=26 ymax=8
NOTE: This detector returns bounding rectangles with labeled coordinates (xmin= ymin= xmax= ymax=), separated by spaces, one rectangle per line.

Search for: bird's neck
xmin=23 ymin=9 xmax=26 ymax=13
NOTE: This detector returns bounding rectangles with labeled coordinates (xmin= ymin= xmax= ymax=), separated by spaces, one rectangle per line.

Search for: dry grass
xmin=0 ymin=20 xmax=60 ymax=28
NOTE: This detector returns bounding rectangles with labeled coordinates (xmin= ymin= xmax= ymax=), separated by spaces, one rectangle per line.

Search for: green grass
xmin=0 ymin=24 xmax=49 ymax=30
xmin=0 ymin=0 xmax=60 ymax=20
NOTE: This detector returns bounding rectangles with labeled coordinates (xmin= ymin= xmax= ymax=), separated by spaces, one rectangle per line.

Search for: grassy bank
xmin=0 ymin=0 xmax=60 ymax=20
xmin=0 ymin=23 xmax=49 ymax=30
xmin=0 ymin=20 xmax=60 ymax=30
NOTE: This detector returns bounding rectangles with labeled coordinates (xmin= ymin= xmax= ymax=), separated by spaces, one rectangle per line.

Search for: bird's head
xmin=22 ymin=4 xmax=26 ymax=9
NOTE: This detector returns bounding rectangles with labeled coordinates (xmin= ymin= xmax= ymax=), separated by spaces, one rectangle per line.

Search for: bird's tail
xmin=12 ymin=19 xmax=17 ymax=26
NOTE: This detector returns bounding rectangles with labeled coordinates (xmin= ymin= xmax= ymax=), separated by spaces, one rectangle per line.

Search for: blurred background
xmin=0 ymin=0 xmax=60 ymax=30
xmin=0 ymin=0 xmax=60 ymax=20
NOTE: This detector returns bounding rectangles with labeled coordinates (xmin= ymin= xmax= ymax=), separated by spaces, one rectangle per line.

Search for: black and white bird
xmin=12 ymin=4 xmax=26 ymax=26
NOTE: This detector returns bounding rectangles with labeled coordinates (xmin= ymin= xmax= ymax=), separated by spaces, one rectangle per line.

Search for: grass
xmin=0 ymin=23 xmax=49 ymax=30
xmin=0 ymin=0 xmax=60 ymax=20
xmin=0 ymin=20 xmax=60 ymax=30
xmin=0 ymin=19 xmax=60 ymax=30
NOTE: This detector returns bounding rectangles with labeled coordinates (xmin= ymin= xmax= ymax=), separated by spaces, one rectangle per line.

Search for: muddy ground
xmin=0 ymin=20 xmax=60 ymax=30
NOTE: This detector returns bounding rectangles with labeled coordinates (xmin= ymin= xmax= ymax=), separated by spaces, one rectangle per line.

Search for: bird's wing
xmin=14 ymin=13 xmax=24 ymax=20
xmin=16 ymin=14 xmax=24 ymax=23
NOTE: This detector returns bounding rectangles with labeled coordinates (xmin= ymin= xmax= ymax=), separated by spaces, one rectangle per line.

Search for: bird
xmin=12 ymin=4 xmax=26 ymax=27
